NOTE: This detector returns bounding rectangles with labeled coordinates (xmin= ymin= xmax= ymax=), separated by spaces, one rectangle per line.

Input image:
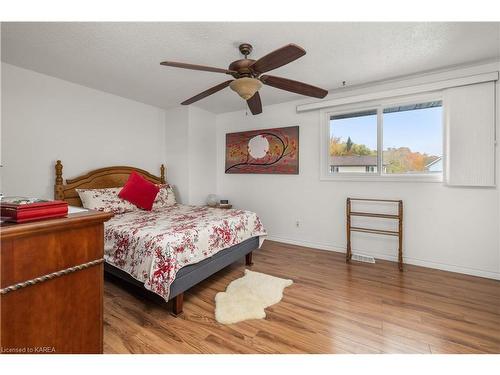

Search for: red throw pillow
xmin=118 ymin=171 xmax=159 ymax=211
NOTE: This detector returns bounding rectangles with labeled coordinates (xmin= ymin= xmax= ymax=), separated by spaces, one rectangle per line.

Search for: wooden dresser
xmin=0 ymin=210 xmax=113 ymax=354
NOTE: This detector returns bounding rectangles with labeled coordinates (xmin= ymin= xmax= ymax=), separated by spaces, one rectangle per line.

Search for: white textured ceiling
xmin=2 ymin=22 xmax=500 ymax=113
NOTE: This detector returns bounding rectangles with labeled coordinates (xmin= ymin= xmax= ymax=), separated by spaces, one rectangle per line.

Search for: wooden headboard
xmin=54 ymin=160 xmax=166 ymax=207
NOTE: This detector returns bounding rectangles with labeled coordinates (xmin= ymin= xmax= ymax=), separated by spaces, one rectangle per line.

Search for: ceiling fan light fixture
xmin=229 ymin=78 xmax=262 ymax=100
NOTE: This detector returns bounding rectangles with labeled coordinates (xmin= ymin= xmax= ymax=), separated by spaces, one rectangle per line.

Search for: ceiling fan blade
xmin=160 ymin=61 xmax=236 ymax=75
xmin=181 ymin=80 xmax=233 ymax=105
xmin=260 ymin=75 xmax=328 ymax=98
xmin=250 ymin=44 xmax=306 ymax=74
xmin=247 ymin=92 xmax=262 ymax=115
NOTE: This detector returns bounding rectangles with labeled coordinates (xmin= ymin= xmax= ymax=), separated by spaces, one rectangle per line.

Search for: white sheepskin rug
xmin=215 ymin=269 xmax=293 ymax=324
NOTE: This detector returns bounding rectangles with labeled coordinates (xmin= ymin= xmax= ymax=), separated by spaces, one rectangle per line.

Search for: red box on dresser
xmin=1 ymin=197 xmax=68 ymax=223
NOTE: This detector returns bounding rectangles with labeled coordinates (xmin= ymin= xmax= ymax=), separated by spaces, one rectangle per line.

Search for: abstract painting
xmin=225 ymin=126 xmax=299 ymax=174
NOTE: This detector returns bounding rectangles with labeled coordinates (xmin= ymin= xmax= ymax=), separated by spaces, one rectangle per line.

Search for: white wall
xmin=187 ymin=106 xmax=216 ymax=205
xmin=164 ymin=105 xmax=216 ymax=205
xmin=0 ymin=63 xmax=216 ymax=207
xmin=216 ymin=82 xmax=500 ymax=279
xmin=0 ymin=27 xmax=3 ymax=178
xmin=164 ymin=106 xmax=190 ymax=203
xmin=1 ymin=63 xmax=166 ymax=199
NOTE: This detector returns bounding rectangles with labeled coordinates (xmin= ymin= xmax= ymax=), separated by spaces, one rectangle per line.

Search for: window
xmin=324 ymin=97 xmax=443 ymax=180
xmin=329 ymin=110 xmax=378 ymax=174
xmin=383 ymin=102 xmax=442 ymax=174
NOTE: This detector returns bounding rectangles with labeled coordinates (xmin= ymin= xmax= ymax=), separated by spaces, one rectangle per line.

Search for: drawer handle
xmin=0 ymin=258 xmax=104 ymax=295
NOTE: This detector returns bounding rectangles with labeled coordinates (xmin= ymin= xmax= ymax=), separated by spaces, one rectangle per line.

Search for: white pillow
xmin=153 ymin=184 xmax=177 ymax=210
xmin=76 ymin=187 xmax=138 ymax=214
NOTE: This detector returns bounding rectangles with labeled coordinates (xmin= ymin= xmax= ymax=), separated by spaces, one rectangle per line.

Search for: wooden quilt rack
xmin=346 ymin=198 xmax=403 ymax=271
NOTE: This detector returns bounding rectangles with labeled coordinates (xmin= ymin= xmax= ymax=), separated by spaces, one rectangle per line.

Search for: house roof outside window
xmin=330 ymin=155 xmax=378 ymax=167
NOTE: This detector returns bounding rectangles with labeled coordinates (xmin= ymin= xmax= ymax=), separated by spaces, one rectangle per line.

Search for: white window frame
xmin=320 ymin=92 xmax=444 ymax=182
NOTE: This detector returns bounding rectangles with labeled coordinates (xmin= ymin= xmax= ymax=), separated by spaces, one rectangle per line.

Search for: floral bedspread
xmin=104 ymin=204 xmax=267 ymax=301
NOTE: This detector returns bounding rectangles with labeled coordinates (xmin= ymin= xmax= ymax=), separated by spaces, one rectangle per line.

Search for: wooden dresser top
xmin=0 ymin=210 xmax=114 ymax=240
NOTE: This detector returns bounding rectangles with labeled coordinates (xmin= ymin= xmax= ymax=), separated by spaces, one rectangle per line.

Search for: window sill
xmin=320 ymin=174 xmax=443 ymax=183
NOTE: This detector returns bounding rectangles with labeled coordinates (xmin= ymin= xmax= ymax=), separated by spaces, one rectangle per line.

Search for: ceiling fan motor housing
xmin=228 ymin=59 xmax=257 ymax=78
xmin=227 ymin=43 xmax=258 ymax=78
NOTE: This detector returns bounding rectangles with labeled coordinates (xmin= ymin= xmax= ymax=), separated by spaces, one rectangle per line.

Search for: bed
xmin=54 ymin=161 xmax=266 ymax=315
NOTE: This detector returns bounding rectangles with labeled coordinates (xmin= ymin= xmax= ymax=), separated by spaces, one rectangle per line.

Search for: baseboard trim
xmin=265 ymin=235 xmax=500 ymax=280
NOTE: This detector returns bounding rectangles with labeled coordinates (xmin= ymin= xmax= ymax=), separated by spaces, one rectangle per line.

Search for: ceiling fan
xmin=160 ymin=43 xmax=328 ymax=115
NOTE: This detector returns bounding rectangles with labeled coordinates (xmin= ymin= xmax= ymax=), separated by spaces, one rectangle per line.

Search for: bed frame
xmin=54 ymin=160 xmax=256 ymax=315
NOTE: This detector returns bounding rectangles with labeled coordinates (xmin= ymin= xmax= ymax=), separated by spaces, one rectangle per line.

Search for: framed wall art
xmin=225 ymin=126 xmax=299 ymax=174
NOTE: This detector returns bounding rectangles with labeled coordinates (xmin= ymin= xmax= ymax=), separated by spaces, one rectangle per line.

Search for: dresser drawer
xmin=1 ymin=223 xmax=103 ymax=288
xmin=1 ymin=263 xmax=104 ymax=354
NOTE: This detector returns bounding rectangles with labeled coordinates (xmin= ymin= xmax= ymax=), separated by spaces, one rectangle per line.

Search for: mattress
xmin=104 ymin=204 xmax=266 ymax=300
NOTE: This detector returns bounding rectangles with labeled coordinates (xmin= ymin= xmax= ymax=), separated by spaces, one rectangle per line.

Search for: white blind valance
xmin=297 ymin=69 xmax=498 ymax=113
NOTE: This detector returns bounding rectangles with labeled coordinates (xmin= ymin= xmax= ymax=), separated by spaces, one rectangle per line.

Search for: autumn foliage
xmin=330 ymin=136 xmax=439 ymax=173
xmin=330 ymin=136 xmax=375 ymax=157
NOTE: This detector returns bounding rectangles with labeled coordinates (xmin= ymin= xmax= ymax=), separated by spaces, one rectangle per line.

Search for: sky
xmin=330 ymin=106 xmax=443 ymax=156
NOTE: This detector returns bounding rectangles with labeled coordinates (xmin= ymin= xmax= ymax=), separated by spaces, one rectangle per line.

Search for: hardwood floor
xmin=103 ymin=240 xmax=500 ymax=354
